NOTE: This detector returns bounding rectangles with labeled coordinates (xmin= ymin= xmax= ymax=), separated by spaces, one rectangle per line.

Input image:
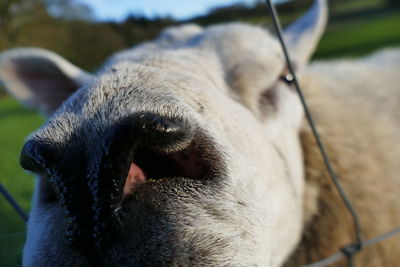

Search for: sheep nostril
xmin=90 ymin=113 xmax=194 ymax=204
xmin=20 ymin=141 xmax=61 ymax=204
xmin=19 ymin=140 xmax=56 ymax=174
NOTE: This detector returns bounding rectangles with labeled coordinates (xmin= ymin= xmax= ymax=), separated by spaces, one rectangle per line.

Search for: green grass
xmin=330 ymin=0 xmax=382 ymax=13
xmin=0 ymin=97 xmax=43 ymax=266
xmin=314 ymin=10 xmax=400 ymax=58
xmin=242 ymin=8 xmax=400 ymax=59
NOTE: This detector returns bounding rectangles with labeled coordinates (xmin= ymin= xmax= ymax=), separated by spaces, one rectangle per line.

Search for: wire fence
xmin=0 ymin=183 xmax=28 ymax=223
xmin=0 ymin=182 xmax=28 ymax=266
xmin=0 ymin=1 xmax=399 ymax=266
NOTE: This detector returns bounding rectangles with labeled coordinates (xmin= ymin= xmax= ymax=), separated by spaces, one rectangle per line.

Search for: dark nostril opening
xmin=90 ymin=113 xmax=194 ymax=202
xmin=20 ymin=140 xmax=57 ymax=174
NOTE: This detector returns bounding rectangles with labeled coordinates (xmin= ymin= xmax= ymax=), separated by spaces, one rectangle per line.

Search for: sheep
xmin=0 ymin=0 xmax=399 ymax=265
xmin=286 ymin=47 xmax=400 ymax=266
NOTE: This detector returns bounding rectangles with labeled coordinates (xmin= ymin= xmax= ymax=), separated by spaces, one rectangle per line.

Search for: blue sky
xmin=79 ymin=0 xmax=286 ymax=21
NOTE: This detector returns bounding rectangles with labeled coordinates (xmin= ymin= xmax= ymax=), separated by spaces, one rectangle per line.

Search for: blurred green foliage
xmin=0 ymin=0 xmax=399 ymax=266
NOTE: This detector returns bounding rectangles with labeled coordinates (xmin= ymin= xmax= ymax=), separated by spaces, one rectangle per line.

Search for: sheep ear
xmin=0 ymin=47 xmax=93 ymax=116
xmin=283 ymin=0 xmax=328 ymax=66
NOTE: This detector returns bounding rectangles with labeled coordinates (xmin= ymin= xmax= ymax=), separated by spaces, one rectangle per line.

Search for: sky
xmin=79 ymin=0 xmax=286 ymax=21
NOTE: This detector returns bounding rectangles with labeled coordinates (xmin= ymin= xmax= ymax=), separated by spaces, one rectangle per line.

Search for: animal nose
xmin=19 ymin=113 xmax=195 ymax=249
xmin=19 ymin=113 xmax=191 ymax=173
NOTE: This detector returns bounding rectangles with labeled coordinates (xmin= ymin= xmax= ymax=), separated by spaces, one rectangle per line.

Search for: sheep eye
xmin=279 ymin=72 xmax=294 ymax=85
xmin=279 ymin=64 xmax=296 ymax=86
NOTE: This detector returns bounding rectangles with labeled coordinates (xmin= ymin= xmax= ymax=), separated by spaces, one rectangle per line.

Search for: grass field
xmin=0 ymin=98 xmax=43 ymax=266
xmin=315 ymin=9 xmax=400 ymax=58
xmin=243 ymin=7 xmax=400 ymax=59
xmin=0 ymin=5 xmax=399 ymax=267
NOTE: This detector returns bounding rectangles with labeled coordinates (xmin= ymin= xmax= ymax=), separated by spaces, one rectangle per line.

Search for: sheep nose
xmin=19 ymin=113 xmax=194 ymax=250
xmin=19 ymin=113 xmax=190 ymax=173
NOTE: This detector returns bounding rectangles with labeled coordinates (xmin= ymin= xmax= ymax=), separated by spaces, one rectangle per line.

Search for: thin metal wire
xmin=264 ymin=0 xmax=363 ymax=251
xmin=0 ymin=183 xmax=28 ymax=223
xmin=304 ymin=227 xmax=400 ymax=267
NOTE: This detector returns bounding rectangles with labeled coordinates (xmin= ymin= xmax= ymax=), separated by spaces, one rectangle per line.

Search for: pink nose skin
xmin=123 ymin=162 xmax=147 ymax=197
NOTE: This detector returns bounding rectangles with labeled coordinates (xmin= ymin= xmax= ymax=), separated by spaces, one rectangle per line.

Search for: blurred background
xmin=0 ymin=0 xmax=399 ymax=265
